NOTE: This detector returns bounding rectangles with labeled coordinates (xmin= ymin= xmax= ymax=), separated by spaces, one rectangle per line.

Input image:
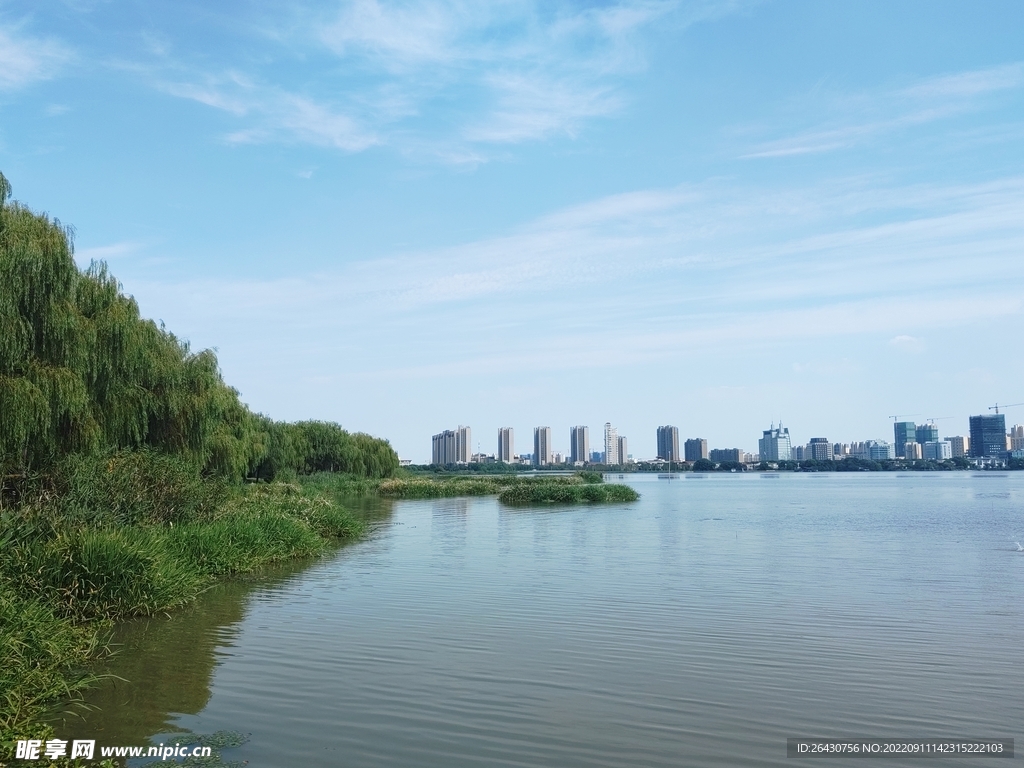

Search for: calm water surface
xmin=71 ymin=474 xmax=1024 ymax=766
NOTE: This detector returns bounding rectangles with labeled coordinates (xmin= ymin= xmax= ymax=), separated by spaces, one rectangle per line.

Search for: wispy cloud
xmin=742 ymin=63 xmax=1024 ymax=159
xmin=74 ymin=241 xmax=145 ymax=266
xmin=145 ymin=0 xmax=728 ymax=159
xmin=130 ymin=172 xmax=1024 ymax=367
xmin=0 ymin=23 xmax=71 ymax=91
xmin=161 ymin=76 xmax=378 ymax=151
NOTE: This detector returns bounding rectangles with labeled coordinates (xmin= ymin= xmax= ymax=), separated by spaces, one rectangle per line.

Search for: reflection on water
xmin=59 ymin=562 xmax=306 ymax=746
xmin=58 ymin=497 xmax=394 ymax=747
xmin=64 ymin=476 xmax=1024 ymax=768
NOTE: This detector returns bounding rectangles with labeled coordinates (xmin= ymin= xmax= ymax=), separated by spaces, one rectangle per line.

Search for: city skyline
xmin=424 ymin=411 xmax=1023 ymax=465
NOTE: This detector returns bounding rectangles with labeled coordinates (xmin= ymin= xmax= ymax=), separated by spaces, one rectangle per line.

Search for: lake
xmin=69 ymin=473 xmax=1024 ymax=766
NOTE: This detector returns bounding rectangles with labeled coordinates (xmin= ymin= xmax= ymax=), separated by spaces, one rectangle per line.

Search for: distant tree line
xmin=0 ymin=172 xmax=397 ymax=493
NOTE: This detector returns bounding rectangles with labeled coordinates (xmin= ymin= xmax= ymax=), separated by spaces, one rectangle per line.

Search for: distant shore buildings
xmin=432 ymin=426 xmax=471 ymax=465
xmin=684 ymin=438 xmax=708 ymax=462
xmin=570 ymin=426 xmax=590 ymax=466
xmin=970 ymin=413 xmax=1006 ymax=458
xmin=657 ymin=426 xmax=679 ymax=462
xmin=604 ymin=423 xmax=619 ymax=466
xmin=758 ymin=424 xmax=791 ymax=462
xmin=534 ymin=427 xmax=552 ymax=466
xmin=497 ymin=427 xmax=514 ymax=463
xmin=426 ymin=407 xmax=1022 ymax=467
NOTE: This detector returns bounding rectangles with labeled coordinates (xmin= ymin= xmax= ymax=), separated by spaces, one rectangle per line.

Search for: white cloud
xmin=153 ymin=0 xmax=720 ymax=157
xmin=743 ymin=63 xmax=1024 ymax=159
xmin=0 ymin=24 xmax=71 ymax=91
xmin=463 ymin=73 xmax=620 ymax=143
xmin=128 ymin=173 xmax=1024 ymax=370
xmin=75 ymin=241 xmax=145 ymax=265
xmin=161 ymin=77 xmax=378 ymax=151
xmin=902 ymin=63 xmax=1024 ymax=100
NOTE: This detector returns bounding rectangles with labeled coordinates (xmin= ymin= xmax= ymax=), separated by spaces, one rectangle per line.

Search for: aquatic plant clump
xmin=374 ymin=471 xmax=611 ymax=500
xmin=498 ymin=482 xmax=639 ymax=505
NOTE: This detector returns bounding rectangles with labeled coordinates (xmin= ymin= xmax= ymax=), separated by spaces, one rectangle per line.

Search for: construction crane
xmin=889 ymin=413 xmax=920 ymax=422
xmin=988 ymin=403 xmax=1024 ymax=414
xmin=925 ymin=416 xmax=953 ymax=425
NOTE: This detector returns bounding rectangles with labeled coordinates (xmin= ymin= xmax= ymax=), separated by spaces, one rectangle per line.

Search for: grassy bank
xmin=0 ymin=465 xmax=365 ymax=752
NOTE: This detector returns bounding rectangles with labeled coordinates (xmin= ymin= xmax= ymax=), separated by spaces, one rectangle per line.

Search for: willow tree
xmin=0 ymin=171 xmax=397 ymax=489
xmin=0 ymin=172 xmax=264 ymax=482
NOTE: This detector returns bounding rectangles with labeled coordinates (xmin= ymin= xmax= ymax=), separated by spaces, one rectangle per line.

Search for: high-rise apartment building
xmin=758 ymin=424 xmax=791 ymax=462
xmin=684 ymin=438 xmax=708 ymax=462
xmin=533 ymin=427 xmax=552 ymax=466
xmin=868 ymin=441 xmax=895 ymax=460
xmin=570 ymin=426 xmax=590 ymax=465
xmin=497 ymin=427 xmax=514 ymax=463
xmin=656 ymin=425 xmax=680 ymax=462
xmin=617 ymin=436 xmax=628 ymax=465
xmin=905 ymin=442 xmax=923 ymax=460
xmin=945 ymin=435 xmax=969 ymax=458
xmin=969 ymin=414 xmax=1006 ymax=458
xmin=1010 ymin=425 xmax=1024 ymax=451
xmin=432 ymin=425 xmax=471 ymax=465
xmin=915 ymin=423 xmax=939 ymax=444
xmin=604 ymin=423 xmax=619 ymax=465
xmin=893 ymin=422 xmax=916 ymax=458
xmin=709 ymin=448 xmax=741 ymax=463
xmin=923 ymin=441 xmax=952 ymax=460
xmin=808 ymin=437 xmax=833 ymax=461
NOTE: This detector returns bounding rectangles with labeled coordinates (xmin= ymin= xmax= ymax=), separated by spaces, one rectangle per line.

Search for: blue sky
xmin=2 ymin=0 xmax=1023 ymax=462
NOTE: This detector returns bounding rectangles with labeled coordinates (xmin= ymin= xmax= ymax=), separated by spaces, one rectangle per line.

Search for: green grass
xmin=373 ymin=471 xmax=620 ymax=500
xmin=498 ymin=482 xmax=639 ymax=504
xmin=0 ymin=580 xmax=105 ymax=734
xmin=0 ymin=477 xmax=365 ymax=746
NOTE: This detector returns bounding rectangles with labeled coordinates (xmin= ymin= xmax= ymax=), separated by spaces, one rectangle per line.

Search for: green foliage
xmin=377 ymin=476 xmax=518 ymax=498
xmin=716 ymin=461 xmax=745 ymax=472
xmin=0 ymin=172 xmax=257 ymax=480
xmin=835 ymin=457 xmax=882 ymax=472
xmin=0 ymin=479 xmax=365 ymax=737
xmin=52 ymin=449 xmax=228 ymax=526
xmin=374 ymin=473 xmax=611 ymax=499
xmin=3 ymin=528 xmax=207 ymax=620
xmin=0 ymin=580 xmax=104 ymax=733
xmin=498 ymin=482 xmax=639 ymax=504
xmin=287 ymin=421 xmax=398 ymax=478
xmin=0 ymin=171 xmax=397 ymax=489
xmin=166 ymin=513 xmax=323 ymax=577
xmin=692 ymin=458 xmax=716 ymax=472
xmin=247 ymin=420 xmax=398 ymax=482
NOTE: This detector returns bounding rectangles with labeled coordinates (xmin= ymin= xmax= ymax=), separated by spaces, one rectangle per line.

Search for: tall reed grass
xmin=0 ymin=476 xmax=364 ymax=742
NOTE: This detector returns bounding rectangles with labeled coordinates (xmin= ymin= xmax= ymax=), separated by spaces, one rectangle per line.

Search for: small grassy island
xmin=371 ymin=472 xmax=638 ymax=504
xmin=0 ymin=172 xmax=637 ymax=752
